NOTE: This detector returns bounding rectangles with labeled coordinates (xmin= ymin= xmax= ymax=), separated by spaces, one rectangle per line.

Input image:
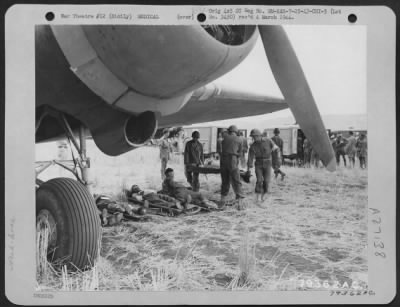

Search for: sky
xmin=198 ymin=25 xmax=366 ymax=127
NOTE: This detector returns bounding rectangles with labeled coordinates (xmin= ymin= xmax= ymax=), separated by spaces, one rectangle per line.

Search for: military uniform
xmin=161 ymin=178 xmax=205 ymax=206
xmin=220 ymin=132 xmax=244 ymax=200
xmin=334 ymin=136 xmax=348 ymax=167
xmin=271 ymin=134 xmax=286 ymax=179
xmin=248 ymin=138 xmax=275 ymax=194
xmin=159 ymin=138 xmax=172 ymax=179
xmin=356 ymin=136 xmax=367 ymax=169
xmin=184 ymin=139 xmax=204 ymax=192
xmin=346 ymin=135 xmax=357 ymax=167
xmin=240 ymin=136 xmax=249 ymax=169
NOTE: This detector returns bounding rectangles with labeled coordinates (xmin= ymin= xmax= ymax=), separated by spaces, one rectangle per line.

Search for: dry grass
xmin=36 ymin=141 xmax=368 ymax=291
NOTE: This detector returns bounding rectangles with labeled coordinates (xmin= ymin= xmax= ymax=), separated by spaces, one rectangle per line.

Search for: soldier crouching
xmin=247 ymin=129 xmax=279 ymax=204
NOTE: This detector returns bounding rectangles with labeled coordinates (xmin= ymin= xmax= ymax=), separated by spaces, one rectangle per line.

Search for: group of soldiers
xmin=157 ymin=125 xmax=287 ymax=209
xmin=302 ymin=131 xmax=368 ymax=169
xmin=330 ymin=131 xmax=368 ymax=169
xmin=156 ymin=125 xmax=368 ymax=210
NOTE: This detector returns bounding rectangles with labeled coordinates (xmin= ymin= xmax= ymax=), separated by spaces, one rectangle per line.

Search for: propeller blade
xmin=258 ymin=25 xmax=336 ymax=171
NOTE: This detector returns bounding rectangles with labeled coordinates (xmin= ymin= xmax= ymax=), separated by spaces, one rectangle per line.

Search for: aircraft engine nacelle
xmin=90 ymin=111 xmax=158 ymax=156
xmin=81 ymin=25 xmax=258 ymax=98
xmin=50 ymin=25 xmax=258 ymax=116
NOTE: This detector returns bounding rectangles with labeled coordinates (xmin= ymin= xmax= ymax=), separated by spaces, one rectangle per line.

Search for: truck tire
xmin=36 ymin=178 xmax=101 ymax=271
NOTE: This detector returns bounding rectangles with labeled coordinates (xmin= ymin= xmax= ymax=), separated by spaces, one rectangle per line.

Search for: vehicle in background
xmin=182 ymin=126 xmax=248 ymax=159
xmin=263 ymin=125 xmax=336 ymax=165
xmin=263 ymin=125 xmax=304 ymax=162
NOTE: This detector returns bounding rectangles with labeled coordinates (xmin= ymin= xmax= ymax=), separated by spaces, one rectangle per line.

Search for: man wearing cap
xmin=247 ymin=129 xmax=279 ymax=204
xmin=158 ymin=128 xmax=173 ymax=180
xmin=184 ymin=131 xmax=204 ymax=192
xmin=271 ymin=128 xmax=286 ymax=180
xmin=220 ymin=125 xmax=245 ymax=209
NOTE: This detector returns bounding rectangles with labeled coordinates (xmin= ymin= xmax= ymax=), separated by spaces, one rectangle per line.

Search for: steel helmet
xmin=273 ymin=128 xmax=280 ymax=134
xmin=250 ymin=129 xmax=262 ymax=137
xmin=228 ymin=125 xmax=238 ymax=133
xmin=163 ymin=128 xmax=170 ymax=134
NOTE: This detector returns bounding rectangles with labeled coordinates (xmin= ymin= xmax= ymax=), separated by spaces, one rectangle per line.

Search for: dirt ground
xmin=36 ymin=142 xmax=368 ymax=291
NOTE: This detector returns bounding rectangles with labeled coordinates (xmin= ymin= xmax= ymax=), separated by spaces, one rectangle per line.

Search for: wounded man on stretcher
xmin=159 ymin=167 xmax=218 ymax=210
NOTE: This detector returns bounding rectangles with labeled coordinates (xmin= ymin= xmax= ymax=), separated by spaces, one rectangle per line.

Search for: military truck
xmin=263 ymin=125 xmax=333 ymax=164
xmin=182 ymin=126 xmax=248 ymax=158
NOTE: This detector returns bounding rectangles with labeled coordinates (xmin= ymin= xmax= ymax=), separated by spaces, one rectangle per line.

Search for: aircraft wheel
xmin=36 ymin=178 xmax=101 ymax=271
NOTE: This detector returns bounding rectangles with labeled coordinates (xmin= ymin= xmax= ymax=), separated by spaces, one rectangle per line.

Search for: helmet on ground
xmin=273 ymin=128 xmax=280 ymax=134
xmin=250 ymin=129 xmax=262 ymax=137
xmin=228 ymin=125 xmax=238 ymax=133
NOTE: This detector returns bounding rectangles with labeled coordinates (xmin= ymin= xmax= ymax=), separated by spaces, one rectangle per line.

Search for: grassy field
xmin=36 ymin=141 xmax=368 ymax=291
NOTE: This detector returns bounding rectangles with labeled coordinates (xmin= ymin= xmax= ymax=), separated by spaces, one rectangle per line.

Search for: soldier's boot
xmin=255 ymin=193 xmax=261 ymax=205
xmin=281 ymin=172 xmax=286 ymax=181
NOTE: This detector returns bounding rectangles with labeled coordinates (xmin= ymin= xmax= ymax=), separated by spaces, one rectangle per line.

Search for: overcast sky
xmin=204 ymin=25 xmax=366 ymax=126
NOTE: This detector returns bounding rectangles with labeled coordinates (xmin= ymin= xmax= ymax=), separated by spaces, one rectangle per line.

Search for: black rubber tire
xmin=36 ymin=178 xmax=101 ymax=271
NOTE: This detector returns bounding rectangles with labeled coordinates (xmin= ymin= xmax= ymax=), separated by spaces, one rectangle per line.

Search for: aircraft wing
xmin=158 ymin=84 xmax=286 ymax=127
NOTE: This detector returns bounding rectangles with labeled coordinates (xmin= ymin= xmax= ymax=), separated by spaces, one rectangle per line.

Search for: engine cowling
xmin=51 ymin=25 xmax=258 ymax=116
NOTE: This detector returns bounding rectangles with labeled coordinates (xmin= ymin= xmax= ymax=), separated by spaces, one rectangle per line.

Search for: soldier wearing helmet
xmin=247 ymin=128 xmax=279 ymax=204
xmin=219 ymin=125 xmax=245 ymax=209
xmin=184 ymin=130 xmax=204 ymax=192
xmin=271 ymin=128 xmax=286 ymax=180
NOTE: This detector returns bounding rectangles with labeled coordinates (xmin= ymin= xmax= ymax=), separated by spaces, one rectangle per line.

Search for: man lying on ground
xmin=161 ymin=168 xmax=218 ymax=210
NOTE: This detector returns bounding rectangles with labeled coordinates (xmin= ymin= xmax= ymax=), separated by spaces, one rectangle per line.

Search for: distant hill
xmin=187 ymin=113 xmax=367 ymax=132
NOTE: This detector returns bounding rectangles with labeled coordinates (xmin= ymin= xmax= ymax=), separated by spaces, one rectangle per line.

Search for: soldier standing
xmin=334 ymin=134 xmax=348 ymax=167
xmin=238 ymin=131 xmax=249 ymax=169
xmin=346 ymin=131 xmax=357 ymax=168
xmin=220 ymin=125 xmax=245 ymax=209
xmin=184 ymin=131 xmax=204 ymax=192
xmin=356 ymin=133 xmax=367 ymax=169
xmin=303 ymin=137 xmax=312 ymax=168
xmin=271 ymin=128 xmax=286 ymax=180
xmin=248 ymin=129 xmax=279 ymax=204
xmin=217 ymin=130 xmax=226 ymax=159
xmin=158 ymin=128 xmax=173 ymax=180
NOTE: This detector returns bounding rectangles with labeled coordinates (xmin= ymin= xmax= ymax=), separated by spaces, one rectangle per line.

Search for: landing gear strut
xmin=36 ymin=108 xmax=101 ymax=271
xmin=35 ymin=109 xmax=91 ymax=190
